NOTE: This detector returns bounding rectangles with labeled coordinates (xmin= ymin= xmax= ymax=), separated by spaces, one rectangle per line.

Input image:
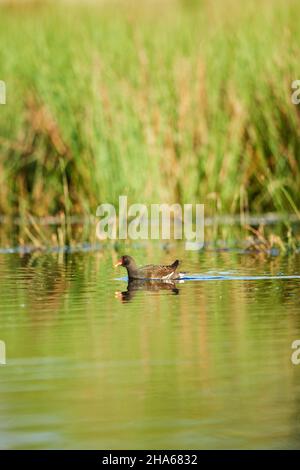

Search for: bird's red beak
xmin=114 ymin=258 xmax=123 ymax=267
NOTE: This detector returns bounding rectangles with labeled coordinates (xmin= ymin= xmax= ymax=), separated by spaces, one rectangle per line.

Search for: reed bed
xmin=0 ymin=0 xmax=300 ymax=246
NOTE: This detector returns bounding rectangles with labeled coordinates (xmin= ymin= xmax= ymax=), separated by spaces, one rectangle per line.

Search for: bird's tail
xmin=170 ymin=259 xmax=180 ymax=269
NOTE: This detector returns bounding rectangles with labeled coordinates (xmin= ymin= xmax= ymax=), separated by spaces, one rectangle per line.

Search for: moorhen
xmin=115 ymin=255 xmax=181 ymax=280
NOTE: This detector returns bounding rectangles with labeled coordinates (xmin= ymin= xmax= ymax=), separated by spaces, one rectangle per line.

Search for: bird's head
xmin=114 ymin=255 xmax=134 ymax=268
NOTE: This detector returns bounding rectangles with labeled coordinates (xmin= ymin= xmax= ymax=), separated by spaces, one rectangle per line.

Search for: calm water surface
xmin=0 ymin=245 xmax=300 ymax=449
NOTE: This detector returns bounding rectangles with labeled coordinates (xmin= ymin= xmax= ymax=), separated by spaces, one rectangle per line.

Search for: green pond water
xmin=0 ymin=245 xmax=300 ymax=449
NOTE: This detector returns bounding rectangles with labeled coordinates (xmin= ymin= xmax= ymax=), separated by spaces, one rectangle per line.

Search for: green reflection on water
xmin=0 ymin=245 xmax=300 ymax=449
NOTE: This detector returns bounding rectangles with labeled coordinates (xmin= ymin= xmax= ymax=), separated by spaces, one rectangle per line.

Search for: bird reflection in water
xmin=115 ymin=279 xmax=180 ymax=302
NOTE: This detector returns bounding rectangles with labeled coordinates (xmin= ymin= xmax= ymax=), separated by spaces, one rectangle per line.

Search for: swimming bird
xmin=114 ymin=255 xmax=181 ymax=280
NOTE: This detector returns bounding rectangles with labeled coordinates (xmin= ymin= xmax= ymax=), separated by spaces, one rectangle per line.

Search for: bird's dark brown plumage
xmin=115 ymin=255 xmax=181 ymax=280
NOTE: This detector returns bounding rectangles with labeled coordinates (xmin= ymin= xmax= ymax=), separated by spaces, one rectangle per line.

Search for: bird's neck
xmin=126 ymin=261 xmax=138 ymax=278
